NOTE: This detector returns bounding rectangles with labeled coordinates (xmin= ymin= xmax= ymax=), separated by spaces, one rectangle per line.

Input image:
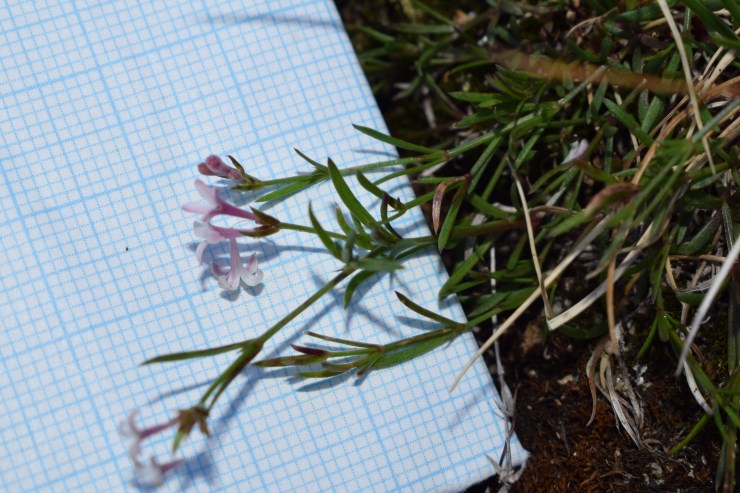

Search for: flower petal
xmin=194 ymin=179 xmax=217 ymax=204
xmin=182 ymin=202 xmax=214 ymax=215
xmin=118 ymin=411 xmax=139 ymax=439
xmin=195 ymin=241 xmax=209 ymax=264
xmin=562 ymin=139 xmax=589 ymax=164
xmin=134 ymin=457 xmax=166 ymax=487
xmin=216 ymin=273 xmax=240 ymax=291
xmin=242 ymin=253 xmax=263 ymax=286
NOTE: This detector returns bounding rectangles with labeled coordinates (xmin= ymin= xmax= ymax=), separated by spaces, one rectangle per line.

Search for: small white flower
xmin=133 ymin=456 xmax=186 ymax=487
xmin=211 ymin=238 xmax=263 ymax=290
xmin=562 ymin=139 xmax=589 ymax=164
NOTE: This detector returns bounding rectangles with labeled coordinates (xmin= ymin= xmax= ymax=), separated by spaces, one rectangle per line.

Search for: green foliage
xmin=338 ymin=0 xmax=739 ymax=488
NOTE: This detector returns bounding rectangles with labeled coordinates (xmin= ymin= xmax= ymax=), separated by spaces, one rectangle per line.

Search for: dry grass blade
xmin=586 ymin=336 xmax=609 ymax=426
xmin=656 ymin=0 xmax=715 ymax=173
xmin=431 ymin=176 xmax=466 ymax=234
xmin=451 ymin=215 xmax=614 ymax=391
xmin=595 ymin=344 xmax=643 ymax=448
xmin=606 ymin=257 xmax=619 ymax=355
xmin=512 ymin=170 xmax=553 ymax=320
xmin=682 ymin=359 xmax=714 ymax=414
xmin=548 ymin=227 xmax=654 ymax=331
xmin=490 ymin=50 xmax=687 ymax=95
xmin=677 ymin=235 xmax=740 ymax=376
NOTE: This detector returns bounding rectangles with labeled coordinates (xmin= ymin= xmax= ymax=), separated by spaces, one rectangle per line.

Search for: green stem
xmin=256 ymin=156 xmax=432 ymax=188
xmin=194 ymin=246 xmax=394 ymax=412
xmin=257 ymin=266 xmax=357 ymax=344
xmin=406 ymin=218 xmax=526 ymax=245
xmin=382 ymin=326 xmax=462 ymax=351
xmin=280 ymin=222 xmax=346 ymax=241
xmin=448 ymin=132 xmax=497 ymax=157
xmin=199 ymin=266 xmax=356 ymax=411
xmin=670 ymin=412 xmax=710 ymax=454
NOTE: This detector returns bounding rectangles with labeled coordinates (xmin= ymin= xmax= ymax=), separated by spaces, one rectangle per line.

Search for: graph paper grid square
xmin=0 ymin=1 xmax=527 ymax=492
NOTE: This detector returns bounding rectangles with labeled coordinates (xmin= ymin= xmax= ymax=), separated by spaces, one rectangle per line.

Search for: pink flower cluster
xmin=118 ymin=412 xmax=185 ymax=486
xmin=183 ymin=157 xmax=266 ymax=290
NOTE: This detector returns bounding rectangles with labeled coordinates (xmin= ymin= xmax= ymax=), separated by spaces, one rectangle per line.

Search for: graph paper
xmin=0 ymin=1 xmax=527 ymax=491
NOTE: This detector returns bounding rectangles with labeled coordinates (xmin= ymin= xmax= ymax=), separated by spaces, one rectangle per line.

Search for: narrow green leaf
xmin=438 ymin=176 xmax=470 ymax=251
xmin=455 ymin=109 xmax=499 ymax=128
xmin=308 ymin=204 xmax=342 ymax=259
xmin=637 ymin=316 xmax=660 ymax=359
xmin=603 ymin=98 xmax=654 ymax=146
xmin=683 ymin=0 xmax=740 ymax=42
xmin=255 ymin=174 xmax=323 ymax=202
xmin=357 ymin=172 xmax=404 ymax=209
xmin=352 ymin=257 xmax=404 ymax=272
xmin=675 ymin=212 xmax=721 ymax=255
xmin=439 ymin=239 xmax=494 ymax=299
xmin=468 ymin=194 xmax=514 ymax=219
xmin=611 ymin=0 xmax=678 ymax=23
xmin=558 ymin=323 xmax=608 ymax=340
xmin=448 ymin=92 xmax=501 ymax=103
xmin=142 ymin=342 xmax=244 ymax=364
xmin=393 ymin=23 xmax=454 ymax=35
xmin=675 ymin=292 xmax=705 ymax=306
xmin=334 ymin=205 xmax=353 ymax=236
xmin=637 ymin=91 xmax=649 ymax=124
xmin=327 ymin=159 xmax=376 ymax=226
xmin=253 ymin=354 xmax=326 ymax=367
xmin=640 ymin=96 xmax=664 ymax=133
xmin=395 ymin=291 xmax=459 ymax=326
xmin=380 ymin=194 xmax=403 ymax=240
xmin=411 ymin=0 xmax=456 ymax=24
xmin=294 ymin=148 xmax=328 ymax=171
xmin=449 ymin=60 xmax=495 ymax=75
xmin=344 ymin=270 xmax=377 ymax=307
xmin=352 ymin=124 xmax=436 ymax=153
xmin=356 ymin=26 xmax=395 ymax=44
xmin=305 ymin=331 xmax=379 ymax=349
xmin=478 ymin=94 xmax=516 ymax=109
xmin=299 ymin=369 xmax=348 ymax=378
xmin=372 ymin=333 xmax=454 ymax=369
xmin=468 ymin=287 xmax=535 ymax=318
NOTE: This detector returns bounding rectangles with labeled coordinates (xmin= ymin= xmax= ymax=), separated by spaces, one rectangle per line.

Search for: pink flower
xmin=118 ymin=411 xmax=178 ymax=459
xmin=133 ymin=457 xmax=186 ymax=487
xmin=183 ymin=179 xmax=259 ymax=224
xmin=211 ymin=238 xmax=264 ymax=290
xmin=192 ymin=221 xmax=244 ymax=264
xmin=183 ymin=179 xmax=276 ymax=288
xmin=197 ymin=155 xmax=243 ymax=182
xmin=118 ymin=411 xmax=184 ymax=485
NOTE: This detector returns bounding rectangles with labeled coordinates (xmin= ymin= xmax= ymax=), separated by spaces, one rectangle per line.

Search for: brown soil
xmin=469 ymin=327 xmax=717 ymax=492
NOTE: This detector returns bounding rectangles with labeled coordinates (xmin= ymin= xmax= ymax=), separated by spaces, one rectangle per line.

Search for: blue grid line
xmin=0 ymin=101 xmax=378 ymax=221
xmin=0 ymin=1 xmax=527 ymax=491
xmin=0 ymin=0 xmax=321 ymax=102
xmin=4 ymin=5 xmax=125 ymax=490
xmin=69 ymin=0 xmax=206 ymax=354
